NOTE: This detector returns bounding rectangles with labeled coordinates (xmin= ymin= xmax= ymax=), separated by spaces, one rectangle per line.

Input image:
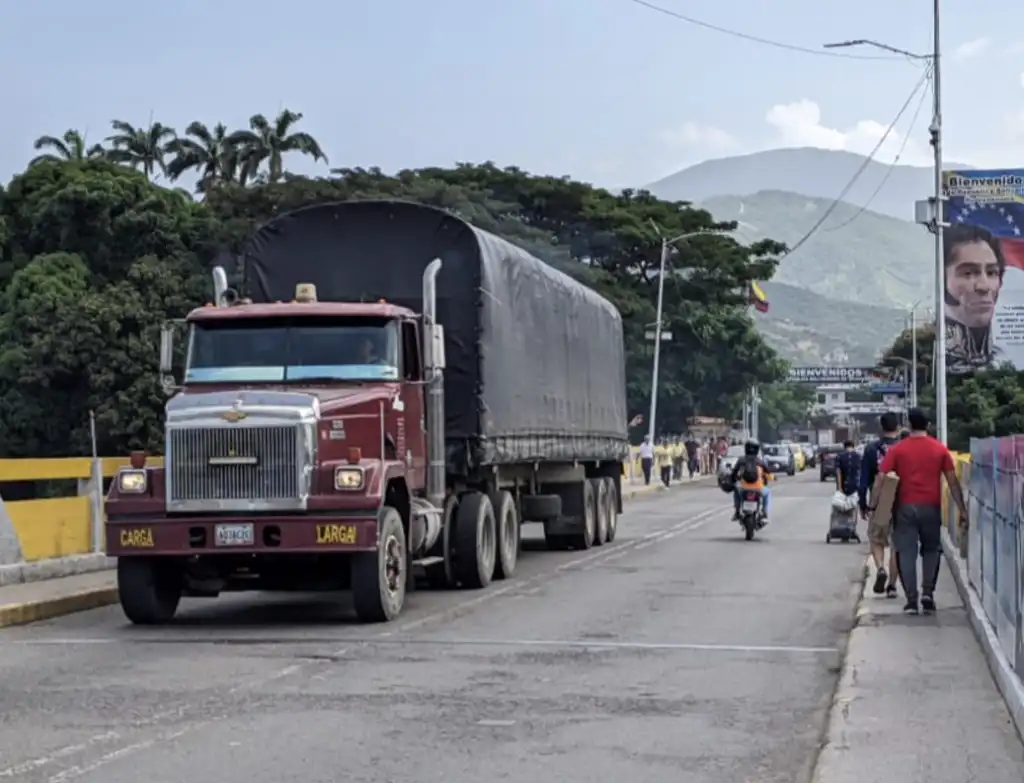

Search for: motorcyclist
xmin=729 ymin=439 xmax=773 ymax=522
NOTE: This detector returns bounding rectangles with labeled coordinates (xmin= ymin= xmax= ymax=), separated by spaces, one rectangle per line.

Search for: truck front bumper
xmin=106 ymin=514 xmax=380 ymax=556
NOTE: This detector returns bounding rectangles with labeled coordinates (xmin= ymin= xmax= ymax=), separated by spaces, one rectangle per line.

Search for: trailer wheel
xmin=602 ymin=477 xmax=619 ymax=543
xmin=489 ymin=490 xmax=519 ymax=580
xmin=454 ymin=491 xmax=496 ymax=589
xmin=590 ymin=479 xmax=609 ymax=546
xmin=568 ymin=480 xmax=596 ymax=550
xmin=117 ymin=557 xmax=182 ymax=626
xmin=351 ymin=506 xmax=406 ymax=622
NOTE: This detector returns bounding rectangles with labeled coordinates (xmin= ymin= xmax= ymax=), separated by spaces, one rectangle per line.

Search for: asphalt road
xmin=0 ymin=473 xmax=866 ymax=783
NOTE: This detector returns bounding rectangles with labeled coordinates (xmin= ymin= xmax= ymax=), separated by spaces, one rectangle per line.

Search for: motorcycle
xmin=718 ymin=476 xmax=766 ymax=541
xmin=738 ymin=485 xmax=766 ymax=541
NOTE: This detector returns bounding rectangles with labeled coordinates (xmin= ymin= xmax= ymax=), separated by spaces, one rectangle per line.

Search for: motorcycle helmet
xmin=743 ymin=439 xmax=760 ymax=456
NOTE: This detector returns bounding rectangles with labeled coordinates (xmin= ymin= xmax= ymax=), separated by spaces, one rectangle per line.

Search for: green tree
xmin=229 ymin=110 xmax=328 ymax=183
xmin=166 ymin=122 xmax=243 ymax=192
xmin=29 ymin=130 xmax=106 ymax=167
xmin=756 ymin=384 xmax=815 ymax=442
xmin=105 ymin=120 xmax=177 ymax=179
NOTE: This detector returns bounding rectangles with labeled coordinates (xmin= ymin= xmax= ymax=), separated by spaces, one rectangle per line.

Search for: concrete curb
xmin=940 ymin=528 xmax=1024 ymax=743
xmin=0 ymin=479 xmax=712 ymax=629
xmin=810 ymin=556 xmax=872 ymax=782
xmin=0 ymin=553 xmax=114 ymax=588
xmin=0 ymin=586 xmax=119 ymax=629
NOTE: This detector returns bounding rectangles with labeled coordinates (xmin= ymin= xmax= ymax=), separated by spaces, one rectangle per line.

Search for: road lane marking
xmin=0 ymin=501 xmax=728 ymax=779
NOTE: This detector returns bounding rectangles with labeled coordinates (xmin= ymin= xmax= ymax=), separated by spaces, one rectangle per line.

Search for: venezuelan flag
xmin=749 ymin=281 xmax=769 ymax=313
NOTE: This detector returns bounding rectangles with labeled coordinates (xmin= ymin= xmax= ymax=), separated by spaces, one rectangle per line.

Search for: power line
xmin=823 ymin=67 xmax=932 ymax=232
xmin=628 ymin=0 xmax=905 ymax=61
xmin=781 ymin=70 xmax=931 ymax=258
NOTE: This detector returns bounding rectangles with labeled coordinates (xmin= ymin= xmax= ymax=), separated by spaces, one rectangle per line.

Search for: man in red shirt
xmin=873 ymin=408 xmax=968 ymax=615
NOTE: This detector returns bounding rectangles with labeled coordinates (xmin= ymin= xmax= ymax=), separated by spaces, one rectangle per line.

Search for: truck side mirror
xmin=159 ymin=323 xmax=175 ymax=374
xmin=424 ymin=324 xmax=446 ymax=371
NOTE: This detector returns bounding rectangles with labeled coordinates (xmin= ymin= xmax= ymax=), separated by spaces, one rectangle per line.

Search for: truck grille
xmin=168 ymin=426 xmax=299 ymax=502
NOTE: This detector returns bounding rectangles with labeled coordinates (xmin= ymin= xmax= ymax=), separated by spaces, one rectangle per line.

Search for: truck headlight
xmin=334 ymin=467 xmax=365 ymax=491
xmin=117 ymin=469 xmax=147 ymax=494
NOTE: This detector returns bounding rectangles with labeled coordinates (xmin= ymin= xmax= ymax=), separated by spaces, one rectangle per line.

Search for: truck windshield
xmin=185 ymin=317 xmax=400 ymax=383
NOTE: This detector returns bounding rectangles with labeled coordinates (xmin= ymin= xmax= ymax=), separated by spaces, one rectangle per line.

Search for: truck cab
xmin=106 ymin=263 xmax=450 ymax=625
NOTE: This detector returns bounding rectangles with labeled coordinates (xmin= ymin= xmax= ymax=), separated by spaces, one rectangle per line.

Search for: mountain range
xmin=645 ymin=147 xmax=939 ymax=365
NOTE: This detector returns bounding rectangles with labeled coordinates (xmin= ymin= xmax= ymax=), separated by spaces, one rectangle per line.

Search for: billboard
xmin=942 ymin=169 xmax=1024 ymax=373
xmin=787 ymin=366 xmax=903 ymax=385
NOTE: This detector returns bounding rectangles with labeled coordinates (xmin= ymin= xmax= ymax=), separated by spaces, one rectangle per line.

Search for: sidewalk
xmin=814 ymin=557 xmax=1024 ymax=782
xmin=0 ymin=475 xmax=712 ymax=629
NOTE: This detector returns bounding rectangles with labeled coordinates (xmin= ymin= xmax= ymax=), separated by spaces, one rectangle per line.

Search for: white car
xmin=718 ymin=445 xmax=747 ymax=477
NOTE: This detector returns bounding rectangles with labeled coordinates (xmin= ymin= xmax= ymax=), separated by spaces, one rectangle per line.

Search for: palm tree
xmin=104 ymin=120 xmax=176 ymax=180
xmin=28 ymin=129 xmax=106 ymax=167
xmin=228 ymin=110 xmax=328 ymax=183
xmin=165 ymin=121 xmax=242 ymax=192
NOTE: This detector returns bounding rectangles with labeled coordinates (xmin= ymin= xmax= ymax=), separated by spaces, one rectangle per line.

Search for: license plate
xmin=215 ymin=523 xmax=255 ymax=547
xmin=741 ymin=500 xmax=759 ymax=513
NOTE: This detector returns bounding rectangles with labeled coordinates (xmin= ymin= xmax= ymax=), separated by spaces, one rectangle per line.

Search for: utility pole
xmin=825 ymin=0 xmax=945 ymax=442
xmin=645 ymin=225 xmax=724 ymax=443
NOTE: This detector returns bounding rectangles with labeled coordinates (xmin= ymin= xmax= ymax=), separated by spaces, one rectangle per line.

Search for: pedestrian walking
xmin=859 ymin=412 xmax=902 ymax=599
xmin=638 ymin=435 xmax=654 ymax=485
xmin=656 ymin=440 xmax=672 ymax=487
xmin=684 ymin=434 xmax=700 ymax=478
xmin=872 ymin=408 xmax=969 ymax=616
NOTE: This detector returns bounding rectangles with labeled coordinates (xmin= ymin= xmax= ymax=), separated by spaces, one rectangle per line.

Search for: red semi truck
xmin=105 ymin=201 xmax=629 ymax=624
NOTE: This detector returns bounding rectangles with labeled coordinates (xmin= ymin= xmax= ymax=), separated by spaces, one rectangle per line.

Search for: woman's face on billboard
xmin=947 ymin=239 xmax=1001 ymax=328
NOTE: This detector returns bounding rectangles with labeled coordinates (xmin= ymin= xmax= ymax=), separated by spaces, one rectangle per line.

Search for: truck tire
xmin=454 ymin=491 xmax=496 ymax=589
xmin=602 ymin=477 xmax=619 ymax=543
xmin=489 ymin=490 xmax=519 ymax=580
xmin=568 ymin=480 xmax=597 ymax=550
xmin=351 ymin=506 xmax=406 ymax=623
xmin=590 ymin=478 xmax=609 ymax=546
xmin=117 ymin=558 xmax=182 ymax=626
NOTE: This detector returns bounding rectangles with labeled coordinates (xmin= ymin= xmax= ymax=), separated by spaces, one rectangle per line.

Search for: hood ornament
xmin=222 ymin=399 xmax=246 ymax=423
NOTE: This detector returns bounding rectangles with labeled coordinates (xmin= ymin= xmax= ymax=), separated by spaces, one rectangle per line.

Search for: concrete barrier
xmin=0 ymin=457 xmax=163 ymax=586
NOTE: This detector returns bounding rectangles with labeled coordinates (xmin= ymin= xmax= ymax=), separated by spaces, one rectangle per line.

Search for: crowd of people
xmin=632 ymin=433 xmax=731 ymax=487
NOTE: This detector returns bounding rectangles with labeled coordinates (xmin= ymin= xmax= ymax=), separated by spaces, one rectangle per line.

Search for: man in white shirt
xmin=637 ymin=435 xmax=654 ymax=485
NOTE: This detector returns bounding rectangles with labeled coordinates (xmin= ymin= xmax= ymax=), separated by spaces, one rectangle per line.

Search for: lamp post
xmin=824 ymin=0 xmax=945 ymax=442
xmin=646 ymin=226 xmax=723 ymax=443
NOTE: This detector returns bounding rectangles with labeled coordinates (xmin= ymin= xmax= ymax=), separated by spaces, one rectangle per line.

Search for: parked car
xmin=783 ymin=442 xmax=806 ymax=472
xmin=800 ymin=443 xmax=816 ymax=468
xmin=819 ymin=445 xmax=844 ymax=482
xmin=762 ymin=443 xmax=795 ymax=476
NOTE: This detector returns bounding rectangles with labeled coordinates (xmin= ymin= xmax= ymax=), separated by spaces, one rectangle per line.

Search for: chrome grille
xmin=169 ymin=426 xmax=298 ymax=502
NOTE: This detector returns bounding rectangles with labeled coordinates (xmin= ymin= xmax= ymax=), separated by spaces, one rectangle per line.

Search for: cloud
xmin=764 ymin=99 xmax=932 ymax=166
xmin=953 ymin=37 xmax=991 ymax=61
xmin=657 ymin=122 xmax=738 ymax=153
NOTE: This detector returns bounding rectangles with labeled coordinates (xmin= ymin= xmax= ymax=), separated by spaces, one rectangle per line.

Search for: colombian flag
xmin=749 ymin=281 xmax=769 ymax=313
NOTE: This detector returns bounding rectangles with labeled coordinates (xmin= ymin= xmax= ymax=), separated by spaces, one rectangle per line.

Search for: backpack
xmin=740 ymin=457 xmax=760 ymax=484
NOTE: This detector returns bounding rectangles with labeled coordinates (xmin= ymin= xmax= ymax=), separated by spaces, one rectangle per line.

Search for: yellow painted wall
xmin=8 ymin=497 xmax=92 ymax=561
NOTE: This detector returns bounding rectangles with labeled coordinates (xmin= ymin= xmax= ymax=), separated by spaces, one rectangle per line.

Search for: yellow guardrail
xmin=0 ymin=457 xmax=164 ymax=563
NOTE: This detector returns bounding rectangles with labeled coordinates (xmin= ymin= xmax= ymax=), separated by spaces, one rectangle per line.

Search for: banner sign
xmin=787 ymin=366 xmax=898 ymax=384
xmin=942 ymin=169 xmax=1024 ymax=374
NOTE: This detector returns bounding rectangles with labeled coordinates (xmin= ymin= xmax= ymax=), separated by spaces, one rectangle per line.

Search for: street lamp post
xmin=824 ymin=0 xmax=945 ymax=442
xmin=646 ymin=227 xmax=721 ymax=443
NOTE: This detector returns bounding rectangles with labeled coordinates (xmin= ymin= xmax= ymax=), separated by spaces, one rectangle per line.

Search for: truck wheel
xmin=489 ymin=490 xmax=519 ymax=580
xmin=602 ymin=477 xmax=619 ymax=543
xmin=117 ymin=558 xmax=182 ymax=626
xmin=454 ymin=491 xmax=496 ymax=589
xmin=569 ymin=480 xmax=596 ymax=550
xmin=590 ymin=479 xmax=609 ymax=546
xmin=351 ymin=506 xmax=406 ymax=622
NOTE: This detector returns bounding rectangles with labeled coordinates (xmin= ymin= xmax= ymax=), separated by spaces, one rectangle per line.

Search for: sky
xmin=2 ymin=0 xmax=1023 ymax=190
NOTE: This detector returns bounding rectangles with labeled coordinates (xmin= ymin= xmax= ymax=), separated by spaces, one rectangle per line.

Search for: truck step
xmin=411 ymin=556 xmax=444 ymax=568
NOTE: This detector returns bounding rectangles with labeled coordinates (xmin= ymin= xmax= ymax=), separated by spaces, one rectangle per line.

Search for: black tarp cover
xmin=244 ymin=201 xmax=628 ymax=472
